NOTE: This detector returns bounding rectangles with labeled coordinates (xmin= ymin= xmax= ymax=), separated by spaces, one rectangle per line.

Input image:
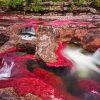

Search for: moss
xmin=91 ymin=0 xmax=100 ymax=7
xmin=0 ymin=0 xmax=25 ymax=7
xmin=73 ymin=0 xmax=89 ymax=6
xmin=73 ymin=0 xmax=100 ymax=7
xmin=52 ymin=0 xmax=63 ymax=2
xmin=31 ymin=5 xmax=44 ymax=12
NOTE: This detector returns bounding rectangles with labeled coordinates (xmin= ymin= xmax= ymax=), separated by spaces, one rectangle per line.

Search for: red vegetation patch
xmin=47 ymin=42 xmax=73 ymax=67
xmin=78 ymin=80 xmax=100 ymax=94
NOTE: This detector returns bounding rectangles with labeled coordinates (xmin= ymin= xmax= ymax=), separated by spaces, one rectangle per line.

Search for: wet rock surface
xmin=0 ymin=87 xmax=43 ymax=100
xmin=0 ymin=87 xmax=22 ymax=100
xmin=82 ymin=29 xmax=100 ymax=52
xmin=80 ymin=91 xmax=100 ymax=100
xmin=0 ymin=14 xmax=100 ymax=62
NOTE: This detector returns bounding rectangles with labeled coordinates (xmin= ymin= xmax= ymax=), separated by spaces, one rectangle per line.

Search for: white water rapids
xmin=0 ymin=53 xmax=15 ymax=79
xmin=62 ymin=47 xmax=100 ymax=78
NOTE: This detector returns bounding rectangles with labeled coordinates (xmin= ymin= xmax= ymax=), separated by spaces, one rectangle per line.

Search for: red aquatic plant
xmin=0 ymin=48 xmax=78 ymax=100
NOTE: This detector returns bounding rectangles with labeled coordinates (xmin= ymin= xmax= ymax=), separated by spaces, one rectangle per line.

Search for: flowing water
xmin=0 ymin=14 xmax=100 ymax=99
xmin=63 ymin=47 xmax=100 ymax=79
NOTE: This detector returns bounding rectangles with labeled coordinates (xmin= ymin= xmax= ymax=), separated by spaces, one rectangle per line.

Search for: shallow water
xmin=0 ymin=14 xmax=100 ymax=100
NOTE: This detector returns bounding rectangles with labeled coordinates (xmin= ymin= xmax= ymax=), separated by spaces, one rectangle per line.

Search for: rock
xmin=0 ymin=87 xmax=43 ymax=100
xmin=81 ymin=91 xmax=100 ymax=100
xmin=0 ymin=87 xmax=23 ymax=100
xmin=0 ymin=34 xmax=9 ymax=46
xmin=24 ymin=93 xmax=42 ymax=100
xmin=88 ymin=7 xmax=97 ymax=14
xmin=36 ymin=25 xmax=58 ymax=62
xmin=82 ymin=29 xmax=100 ymax=52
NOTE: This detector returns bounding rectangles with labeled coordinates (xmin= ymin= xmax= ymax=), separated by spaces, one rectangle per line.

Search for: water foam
xmin=62 ymin=47 xmax=100 ymax=77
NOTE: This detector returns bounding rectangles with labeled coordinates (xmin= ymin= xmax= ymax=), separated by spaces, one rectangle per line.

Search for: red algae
xmin=0 ymin=15 xmax=100 ymax=100
xmin=47 ymin=19 xmax=91 ymax=27
xmin=78 ymin=80 xmax=100 ymax=94
xmin=33 ymin=67 xmax=64 ymax=89
xmin=0 ymin=48 xmax=78 ymax=100
xmin=0 ymin=77 xmax=78 ymax=100
xmin=47 ymin=42 xmax=73 ymax=67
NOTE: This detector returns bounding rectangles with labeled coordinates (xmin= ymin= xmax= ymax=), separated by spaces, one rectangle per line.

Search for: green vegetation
xmin=91 ymin=0 xmax=100 ymax=7
xmin=73 ymin=0 xmax=100 ymax=7
xmin=0 ymin=0 xmax=99 ymax=12
xmin=0 ymin=0 xmax=24 ymax=7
